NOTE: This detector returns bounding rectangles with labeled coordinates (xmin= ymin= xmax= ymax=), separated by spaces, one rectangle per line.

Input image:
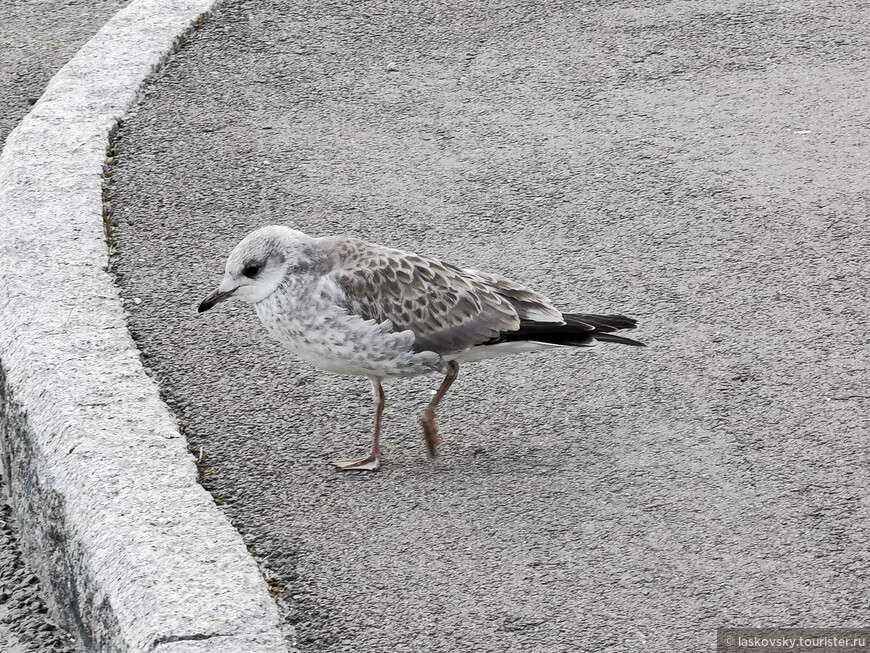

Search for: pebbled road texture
xmin=109 ymin=1 xmax=870 ymax=651
xmin=1 ymin=2 xmax=128 ymax=651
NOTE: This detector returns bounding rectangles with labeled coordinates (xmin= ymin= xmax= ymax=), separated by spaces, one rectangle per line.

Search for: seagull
xmin=198 ymin=225 xmax=645 ymax=471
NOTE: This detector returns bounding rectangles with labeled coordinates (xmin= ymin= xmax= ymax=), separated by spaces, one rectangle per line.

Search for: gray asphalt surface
xmin=1 ymin=2 xmax=129 ymax=650
xmin=110 ymin=1 xmax=870 ymax=651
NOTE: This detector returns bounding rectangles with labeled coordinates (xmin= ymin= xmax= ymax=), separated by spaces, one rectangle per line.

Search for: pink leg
xmin=422 ymin=361 xmax=459 ymax=458
xmin=333 ymin=377 xmax=384 ymax=471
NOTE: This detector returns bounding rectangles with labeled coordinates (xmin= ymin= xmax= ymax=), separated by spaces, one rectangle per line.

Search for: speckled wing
xmin=326 ymin=241 xmax=562 ymax=355
xmin=463 ymin=269 xmax=564 ymax=323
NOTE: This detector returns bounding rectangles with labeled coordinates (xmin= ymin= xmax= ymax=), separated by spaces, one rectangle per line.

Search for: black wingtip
xmin=496 ymin=313 xmax=646 ymax=348
xmin=593 ymin=333 xmax=647 ymax=347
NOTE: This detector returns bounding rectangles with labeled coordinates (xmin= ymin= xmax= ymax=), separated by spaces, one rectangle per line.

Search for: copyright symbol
xmin=725 ymin=636 xmax=734 ymax=646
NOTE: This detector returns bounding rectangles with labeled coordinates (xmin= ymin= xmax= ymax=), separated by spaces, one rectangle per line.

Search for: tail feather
xmin=563 ymin=313 xmax=638 ymax=332
xmin=496 ymin=313 xmax=646 ymax=347
xmin=591 ymin=332 xmax=646 ymax=347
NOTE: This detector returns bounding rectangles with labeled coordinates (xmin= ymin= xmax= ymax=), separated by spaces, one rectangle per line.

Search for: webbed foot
xmin=332 ymin=455 xmax=380 ymax=471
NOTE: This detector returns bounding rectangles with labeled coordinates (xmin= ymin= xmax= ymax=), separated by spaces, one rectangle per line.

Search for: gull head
xmin=198 ymin=225 xmax=314 ymax=312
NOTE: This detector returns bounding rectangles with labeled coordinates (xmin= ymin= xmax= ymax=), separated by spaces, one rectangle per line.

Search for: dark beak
xmin=198 ymin=287 xmax=237 ymax=313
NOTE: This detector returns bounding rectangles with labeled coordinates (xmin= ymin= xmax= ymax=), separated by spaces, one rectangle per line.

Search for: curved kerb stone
xmin=0 ymin=1 xmax=289 ymax=651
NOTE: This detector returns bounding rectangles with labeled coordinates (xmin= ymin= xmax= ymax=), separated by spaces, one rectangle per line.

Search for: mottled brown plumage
xmin=199 ymin=226 xmax=645 ymax=470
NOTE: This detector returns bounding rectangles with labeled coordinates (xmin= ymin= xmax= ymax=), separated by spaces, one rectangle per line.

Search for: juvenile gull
xmin=198 ymin=225 xmax=645 ymax=471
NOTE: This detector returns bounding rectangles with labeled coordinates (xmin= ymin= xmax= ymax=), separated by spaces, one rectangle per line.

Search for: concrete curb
xmin=0 ymin=1 xmax=289 ymax=651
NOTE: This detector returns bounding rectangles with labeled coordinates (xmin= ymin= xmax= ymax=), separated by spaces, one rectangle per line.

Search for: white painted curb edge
xmin=0 ymin=1 xmax=290 ymax=651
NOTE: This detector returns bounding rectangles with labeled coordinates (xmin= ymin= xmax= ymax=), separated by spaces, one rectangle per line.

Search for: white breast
xmin=254 ymin=284 xmax=442 ymax=378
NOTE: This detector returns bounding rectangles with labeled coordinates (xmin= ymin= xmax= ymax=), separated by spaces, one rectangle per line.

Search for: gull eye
xmin=242 ymin=264 xmax=262 ymax=279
